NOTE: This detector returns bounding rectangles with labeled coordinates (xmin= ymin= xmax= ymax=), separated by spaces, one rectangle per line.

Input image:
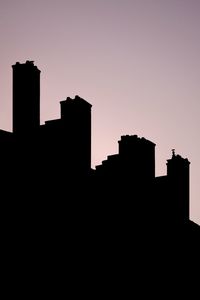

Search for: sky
xmin=0 ymin=0 xmax=199 ymax=225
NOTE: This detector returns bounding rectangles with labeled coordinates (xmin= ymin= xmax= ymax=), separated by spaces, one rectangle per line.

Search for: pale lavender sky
xmin=0 ymin=0 xmax=199 ymax=224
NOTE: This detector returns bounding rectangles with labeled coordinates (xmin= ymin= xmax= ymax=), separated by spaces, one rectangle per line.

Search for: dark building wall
xmin=0 ymin=130 xmax=16 ymax=200
xmin=96 ymin=135 xmax=155 ymax=181
xmin=60 ymin=95 xmax=92 ymax=174
xmin=167 ymin=152 xmax=190 ymax=222
xmin=118 ymin=135 xmax=155 ymax=180
xmin=95 ymin=135 xmax=156 ymax=224
xmin=29 ymin=95 xmax=92 ymax=181
xmin=12 ymin=61 xmax=40 ymax=134
xmin=0 ymin=130 xmax=14 ymax=177
xmin=154 ymin=176 xmax=171 ymax=223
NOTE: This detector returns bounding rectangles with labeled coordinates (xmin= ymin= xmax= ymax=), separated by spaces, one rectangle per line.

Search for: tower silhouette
xmin=118 ymin=135 xmax=155 ymax=180
xmin=12 ymin=60 xmax=40 ymax=134
xmin=60 ymin=96 xmax=92 ymax=173
xmin=167 ymin=151 xmax=190 ymax=222
xmin=37 ymin=95 xmax=92 ymax=180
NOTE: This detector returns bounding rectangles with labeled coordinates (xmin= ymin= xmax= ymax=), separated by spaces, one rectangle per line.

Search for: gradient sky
xmin=0 ymin=0 xmax=199 ymax=224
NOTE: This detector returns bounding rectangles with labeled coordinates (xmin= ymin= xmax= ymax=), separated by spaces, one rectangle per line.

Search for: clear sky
xmin=0 ymin=0 xmax=199 ymax=224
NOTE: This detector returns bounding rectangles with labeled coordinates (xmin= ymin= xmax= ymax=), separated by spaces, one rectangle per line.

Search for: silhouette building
xmin=1 ymin=61 xmax=200 ymax=291
xmin=37 ymin=95 xmax=92 ymax=179
xmin=12 ymin=60 xmax=40 ymax=134
xmin=95 ymin=134 xmax=191 ymax=228
xmin=0 ymin=60 xmax=199 ymax=236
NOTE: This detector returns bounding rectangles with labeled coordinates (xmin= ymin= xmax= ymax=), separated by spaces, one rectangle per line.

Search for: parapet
xmin=167 ymin=149 xmax=190 ymax=165
xmin=119 ymin=134 xmax=155 ymax=144
xmin=60 ymin=95 xmax=92 ymax=120
xmin=60 ymin=95 xmax=92 ymax=107
xmin=12 ymin=60 xmax=40 ymax=72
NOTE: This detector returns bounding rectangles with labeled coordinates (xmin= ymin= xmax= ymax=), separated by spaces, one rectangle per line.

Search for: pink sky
xmin=0 ymin=0 xmax=199 ymax=224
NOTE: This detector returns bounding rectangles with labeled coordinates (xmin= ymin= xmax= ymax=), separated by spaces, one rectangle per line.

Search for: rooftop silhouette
xmin=0 ymin=61 xmax=199 ymax=287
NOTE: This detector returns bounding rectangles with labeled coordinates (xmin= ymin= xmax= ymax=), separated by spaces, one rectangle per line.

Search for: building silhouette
xmin=12 ymin=60 xmax=40 ymax=134
xmin=0 ymin=61 xmax=199 ymax=288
